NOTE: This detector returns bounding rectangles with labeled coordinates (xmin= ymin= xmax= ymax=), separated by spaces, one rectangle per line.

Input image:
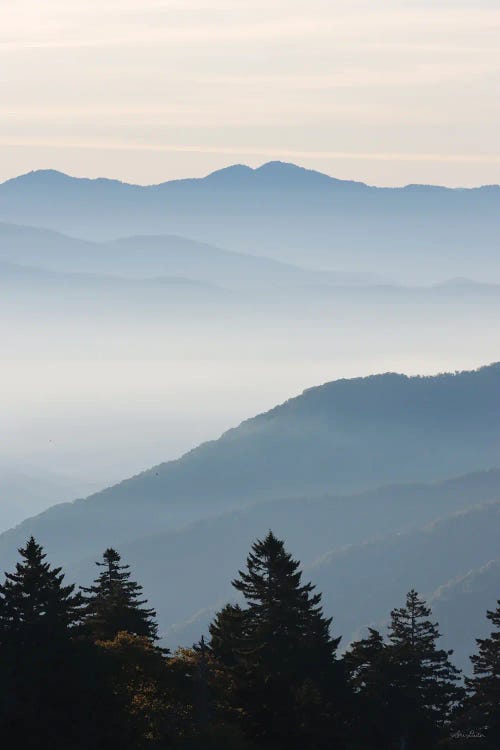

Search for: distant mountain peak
xmin=203 ymin=164 xmax=254 ymax=182
xmin=256 ymin=160 xmax=330 ymax=179
xmin=200 ymin=160 xmax=369 ymax=191
xmin=1 ymin=169 xmax=135 ymax=191
xmin=5 ymin=169 xmax=72 ymax=185
xmin=257 ymin=160 xmax=309 ymax=173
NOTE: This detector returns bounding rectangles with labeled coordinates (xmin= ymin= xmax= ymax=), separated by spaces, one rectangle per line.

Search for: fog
xmin=0 ymin=163 xmax=498 ymax=529
xmin=1 ymin=319 xmax=495 ymax=486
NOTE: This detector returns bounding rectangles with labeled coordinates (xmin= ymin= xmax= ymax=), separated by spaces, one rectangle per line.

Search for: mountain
xmin=63 ymin=470 xmax=500 ymax=652
xmin=127 ymin=483 xmax=500 ymax=670
xmin=0 ymin=163 xmax=498 ymax=283
xmin=0 ymin=222 xmax=384 ymax=290
xmin=431 ymin=559 xmax=500 ymax=672
xmin=308 ymin=500 xmax=500 ymax=670
xmin=2 ymin=365 xmax=500 ymax=663
xmin=1 ymin=363 xmax=500 ymax=571
xmin=3 ymin=233 xmax=500 ymax=316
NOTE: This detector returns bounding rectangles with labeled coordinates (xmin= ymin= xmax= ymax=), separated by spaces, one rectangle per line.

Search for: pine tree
xmin=232 ymin=531 xmax=339 ymax=670
xmin=345 ymin=628 xmax=399 ymax=749
xmin=387 ymin=589 xmax=463 ymax=749
xmin=0 ymin=536 xmax=83 ymax=641
xmin=0 ymin=538 xmax=114 ymax=749
xmin=81 ymin=548 xmax=158 ymax=641
xmin=223 ymin=531 xmax=344 ymax=749
xmin=466 ymin=598 xmax=500 ymax=746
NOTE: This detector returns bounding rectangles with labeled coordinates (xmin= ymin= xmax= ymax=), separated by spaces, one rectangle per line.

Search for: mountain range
xmin=3 ymin=363 xmax=500 ymax=560
xmin=161 ymin=491 xmax=500 ymax=673
xmin=1 ymin=162 xmax=498 ymax=283
xmin=4 ymin=223 xmax=500 ymax=317
xmin=70 ymin=469 xmax=500 ymax=673
xmin=2 ymin=162 xmax=499 ymax=674
xmin=0 ymin=221 xmax=377 ymax=286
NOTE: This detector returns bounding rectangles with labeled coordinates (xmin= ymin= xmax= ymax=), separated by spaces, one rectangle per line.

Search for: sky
xmin=1 ymin=0 xmax=499 ymax=187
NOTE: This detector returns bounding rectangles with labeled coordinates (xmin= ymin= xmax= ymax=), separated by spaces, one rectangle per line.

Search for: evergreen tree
xmin=232 ymin=531 xmax=340 ymax=670
xmin=387 ymin=589 xmax=463 ymax=749
xmin=81 ymin=547 xmax=158 ymax=641
xmin=220 ymin=531 xmax=344 ymax=749
xmin=465 ymin=598 xmax=500 ymax=746
xmin=0 ymin=536 xmax=83 ymax=641
xmin=345 ymin=627 xmax=399 ymax=749
xmin=0 ymin=538 xmax=114 ymax=749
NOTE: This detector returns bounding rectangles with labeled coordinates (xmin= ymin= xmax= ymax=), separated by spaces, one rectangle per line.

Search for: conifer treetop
xmin=0 ymin=536 xmax=83 ymax=637
xmin=81 ymin=547 xmax=158 ymax=641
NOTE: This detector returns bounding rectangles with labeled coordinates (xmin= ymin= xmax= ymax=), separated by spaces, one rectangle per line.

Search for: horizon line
xmin=2 ymin=159 xmax=499 ymax=192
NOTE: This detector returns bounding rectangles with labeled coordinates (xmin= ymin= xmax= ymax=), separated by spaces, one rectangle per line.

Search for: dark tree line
xmin=0 ymin=532 xmax=498 ymax=749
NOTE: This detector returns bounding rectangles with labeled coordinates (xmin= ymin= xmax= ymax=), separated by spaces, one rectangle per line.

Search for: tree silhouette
xmin=0 ymin=536 xmax=83 ymax=640
xmin=0 ymin=538 xmax=114 ymax=749
xmin=222 ymin=531 xmax=344 ymax=748
xmin=387 ymin=589 xmax=463 ymax=749
xmin=81 ymin=548 xmax=158 ymax=641
xmin=345 ymin=627 xmax=399 ymax=749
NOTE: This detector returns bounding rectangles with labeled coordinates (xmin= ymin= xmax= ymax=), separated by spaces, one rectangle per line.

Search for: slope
xmin=64 ymin=470 xmax=500 ymax=646
xmin=1 ymin=364 xmax=500 ymax=574
xmin=0 ymin=222 xmax=381 ymax=289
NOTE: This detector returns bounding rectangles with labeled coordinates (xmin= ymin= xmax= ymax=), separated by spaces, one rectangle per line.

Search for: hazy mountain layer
xmin=431 ymin=559 xmax=500 ymax=672
xmin=0 ymin=163 xmax=498 ymax=282
xmin=2 ymin=364 xmax=500 ymax=571
xmin=0 ymin=222 xmax=387 ymax=293
xmin=0 ymin=464 xmax=101 ymax=532
xmin=150 ymin=490 xmax=500 ymax=672
xmin=309 ymin=501 xmax=500 ymax=670
xmin=59 ymin=472 xmax=499 ymax=674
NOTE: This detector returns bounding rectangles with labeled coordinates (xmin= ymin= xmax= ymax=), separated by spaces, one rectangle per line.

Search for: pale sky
xmin=1 ymin=0 xmax=499 ymax=186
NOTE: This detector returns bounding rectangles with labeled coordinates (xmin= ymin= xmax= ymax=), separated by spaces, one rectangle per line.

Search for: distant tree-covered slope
xmin=65 ymin=471 xmax=500 ymax=647
xmin=153 ymin=498 xmax=500 ymax=672
xmin=308 ymin=501 xmax=500 ymax=668
xmin=431 ymin=559 xmax=500 ymax=672
xmin=1 ymin=364 xmax=500 ymax=571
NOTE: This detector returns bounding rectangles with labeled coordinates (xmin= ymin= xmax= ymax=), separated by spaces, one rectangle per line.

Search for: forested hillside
xmin=2 ymin=365 xmax=500 ymax=566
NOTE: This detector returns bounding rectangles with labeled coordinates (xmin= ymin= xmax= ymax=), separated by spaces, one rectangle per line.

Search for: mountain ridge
xmin=1 ymin=363 xmax=500 ymax=572
xmin=64 ymin=472 xmax=500 ymax=670
xmin=1 ymin=162 xmax=498 ymax=282
xmin=3 ymin=162 xmax=498 ymax=192
xmin=0 ymin=221 xmax=385 ymax=289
